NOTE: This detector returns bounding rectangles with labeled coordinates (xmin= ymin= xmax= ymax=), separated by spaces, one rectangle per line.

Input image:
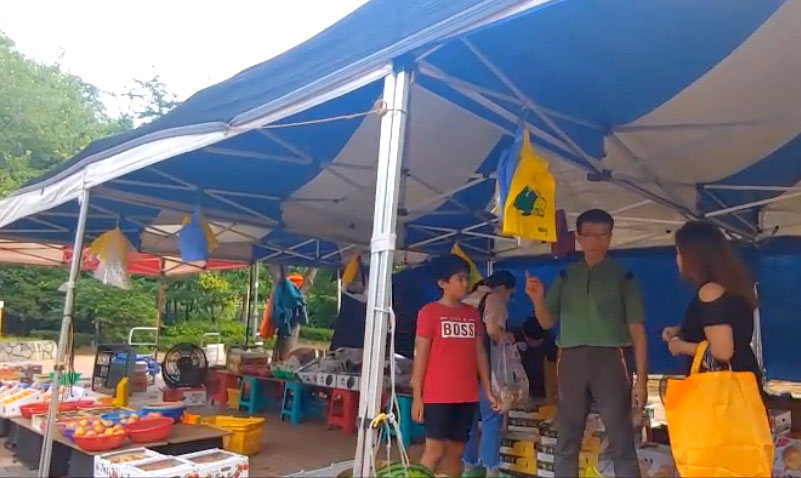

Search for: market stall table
xmin=7 ymin=417 xmax=230 ymax=477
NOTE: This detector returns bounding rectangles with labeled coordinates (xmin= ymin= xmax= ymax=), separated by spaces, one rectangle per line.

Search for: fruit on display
xmin=1 ymin=389 xmax=35 ymax=404
xmin=105 ymin=451 xmax=149 ymax=464
xmin=136 ymin=458 xmax=185 ymax=472
xmin=65 ymin=417 xmax=127 ymax=438
xmin=102 ymin=410 xmax=162 ymax=425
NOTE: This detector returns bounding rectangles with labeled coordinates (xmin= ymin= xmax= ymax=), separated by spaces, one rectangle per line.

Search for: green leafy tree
xmin=117 ymin=75 xmax=180 ymax=125
xmin=0 ymin=31 xmax=339 ymax=351
xmin=0 ymin=32 xmax=127 ymax=195
xmin=73 ymin=276 xmax=156 ymax=344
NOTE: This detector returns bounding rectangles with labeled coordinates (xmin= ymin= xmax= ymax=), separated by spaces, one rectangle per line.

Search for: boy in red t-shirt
xmin=412 ymin=254 xmax=498 ymax=477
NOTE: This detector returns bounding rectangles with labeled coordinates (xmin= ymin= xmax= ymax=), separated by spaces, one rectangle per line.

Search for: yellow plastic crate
xmin=202 ymin=415 xmax=265 ymax=455
xmin=226 ymin=388 xmax=239 ymax=410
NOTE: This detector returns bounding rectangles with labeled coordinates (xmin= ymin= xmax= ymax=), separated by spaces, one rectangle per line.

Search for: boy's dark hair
xmin=576 ymin=209 xmax=614 ymax=233
xmin=433 ymin=254 xmax=470 ymax=284
xmin=486 ymin=270 xmax=516 ymax=290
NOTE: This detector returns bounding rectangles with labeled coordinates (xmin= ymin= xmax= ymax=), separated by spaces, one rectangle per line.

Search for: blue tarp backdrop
xmin=389 ymin=239 xmax=801 ymax=381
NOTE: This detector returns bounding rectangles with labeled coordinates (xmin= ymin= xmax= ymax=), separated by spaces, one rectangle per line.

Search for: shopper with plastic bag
xmin=461 ymin=271 xmax=517 ymax=478
xmin=490 ymin=341 xmax=530 ymax=413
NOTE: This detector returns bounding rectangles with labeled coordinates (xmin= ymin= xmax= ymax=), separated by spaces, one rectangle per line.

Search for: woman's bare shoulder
xmin=698 ymin=282 xmax=725 ymax=303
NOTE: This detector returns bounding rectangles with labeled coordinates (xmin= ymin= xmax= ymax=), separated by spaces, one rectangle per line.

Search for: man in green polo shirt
xmin=525 ymin=209 xmax=647 ymax=478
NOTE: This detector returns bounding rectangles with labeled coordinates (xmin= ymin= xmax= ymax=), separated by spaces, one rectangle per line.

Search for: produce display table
xmin=7 ymin=417 xmax=230 ymax=477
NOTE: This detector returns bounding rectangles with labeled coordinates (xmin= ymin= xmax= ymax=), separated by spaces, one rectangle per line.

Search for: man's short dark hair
xmin=486 ymin=270 xmax=516 ymax=290
xmin=576 ymin=209 xmax=614 ymax=233
xmin=433 ymin=254 xmax=470 ymax=283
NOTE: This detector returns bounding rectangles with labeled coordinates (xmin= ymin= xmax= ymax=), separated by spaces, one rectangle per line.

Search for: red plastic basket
xmin=65 ymin=400 xmax=96 ymax=410
xmin=125 ymin=417 xmax=173 ymax=443
xmin=72 ymin=431 xmax=127 ymax=451
xmin=20 ymin=402 xmax=77 ymax=419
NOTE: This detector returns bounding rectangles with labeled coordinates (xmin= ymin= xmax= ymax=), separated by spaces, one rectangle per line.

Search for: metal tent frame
xmin=11 ymin=2 xmax=801 ymax=476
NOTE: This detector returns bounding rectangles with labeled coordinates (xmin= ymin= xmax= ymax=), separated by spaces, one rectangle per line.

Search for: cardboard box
xmin=297 ymin=372 xmax=316 ymax=385
xmin=635 ymin=444 xmax=677 ymax=478
xmin=120 ymin=456 xmax=195 ymax=478
xmin=94 ymin=448 xmax=163 ymax=478
xmin=336 ymin=374 xmax=360 ymax=391
xmin=500 ymin=437 xmax=536 ymax=458
xmin=536 ymin=443 xmax=556 ymax=464
xmin=771 ymin=409 xmax=793 ymax=438
xmin=181 ymin=448 xmax=249 ymax=478
xmin=317 ymin=373 xmax=336 ymax=388
xmin=537 ymin=462 xmax=555 ymax=478
xmin=595 ymin=445 xmax=677 ymax=478
xmin=500 ymin=454 xmax=536 ymax=475
xmin=163 ymin=387 xmax=200 ymax=405
xmin=774 ymin=436 xmax=801 ymax=478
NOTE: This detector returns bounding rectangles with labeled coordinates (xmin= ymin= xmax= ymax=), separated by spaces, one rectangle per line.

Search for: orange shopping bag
xmin=664 ymin=341 xmax=773 ymax=477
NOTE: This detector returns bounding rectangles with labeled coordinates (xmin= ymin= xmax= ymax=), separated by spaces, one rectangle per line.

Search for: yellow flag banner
xmin=501 ymin=131 xmax=556 ymax=242
xmin=451 ymin=243 xmax=482 ymax=288
xmin=88 ymin=227 xmax=130 ymax=265
xmin=340 ymin=253 xmax=360 ymax=286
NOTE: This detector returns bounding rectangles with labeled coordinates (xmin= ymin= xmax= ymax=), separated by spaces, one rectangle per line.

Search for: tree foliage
xmin=117 ymin=75 xmax=180 ymax=126
xmin=0 ymin=31 xmax=339 ymax=348
xmin=0 ymin=32 xmax=128 ymax=195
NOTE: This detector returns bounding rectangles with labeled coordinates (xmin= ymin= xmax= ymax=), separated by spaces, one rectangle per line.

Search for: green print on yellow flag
xmin=501 ymin=131 xmax=556 ymax=242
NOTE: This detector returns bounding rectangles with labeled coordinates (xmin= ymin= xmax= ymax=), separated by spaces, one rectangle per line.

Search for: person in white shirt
xmin=461 ymin=271 xmax=516 ymax=477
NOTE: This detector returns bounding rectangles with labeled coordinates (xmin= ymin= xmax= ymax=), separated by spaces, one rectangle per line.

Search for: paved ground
xmin=0 ymin=408 xmax=418 ymax=477
xmin=1 ymin=352 xmax=797 ymax=476
xmin=0 ymin=352 xmax=417 ymax=477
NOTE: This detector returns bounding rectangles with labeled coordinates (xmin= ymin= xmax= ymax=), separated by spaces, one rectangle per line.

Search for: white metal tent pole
xmin=752 ymin=283 xmax=765 ymax=378
xmin=353 ymin=66 xmax=410 ymax=477
xmin=38 ymin=188 xmax=91 ymax=478
xmin=250 ymin=264 xmax=260 ymax=342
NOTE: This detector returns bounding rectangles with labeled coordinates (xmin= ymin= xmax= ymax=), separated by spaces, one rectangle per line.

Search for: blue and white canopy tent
xmin=1 ymin=0 xmax=800 ymax=475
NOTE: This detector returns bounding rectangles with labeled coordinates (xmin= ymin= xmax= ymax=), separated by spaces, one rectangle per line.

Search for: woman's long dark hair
xmin=675 ymin=221 xmax=757 ymax=310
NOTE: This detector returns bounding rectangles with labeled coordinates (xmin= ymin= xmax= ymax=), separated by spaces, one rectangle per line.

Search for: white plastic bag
xmin=490 ymin=342 xmax=530 ymax=412
xmin=88 ymin=228 xmax=131 ymax=290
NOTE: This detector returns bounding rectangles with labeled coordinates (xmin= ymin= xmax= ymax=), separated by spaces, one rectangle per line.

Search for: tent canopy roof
xmin=0 ymin=240 xmax=245 ymax=277
xmin=1 ymin=0 xmax=800 ymax=265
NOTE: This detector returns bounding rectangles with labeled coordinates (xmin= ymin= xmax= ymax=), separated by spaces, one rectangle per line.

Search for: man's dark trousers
xmin=555 ymin=346 xmax=640 ymax=478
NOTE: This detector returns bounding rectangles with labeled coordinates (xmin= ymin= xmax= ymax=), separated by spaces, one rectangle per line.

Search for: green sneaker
xmin=461 ymin=466 xmax=486 ymax=478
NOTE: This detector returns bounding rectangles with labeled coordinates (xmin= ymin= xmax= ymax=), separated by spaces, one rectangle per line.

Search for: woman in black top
xmin=661 ymin=221 xmax=762 ymax=385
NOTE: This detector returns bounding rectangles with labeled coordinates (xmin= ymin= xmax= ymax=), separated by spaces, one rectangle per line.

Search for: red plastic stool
xmin=207 ymin=370 xmax=238 ymax=409
xmin=327 ymin=388 xmax=359 ymax=434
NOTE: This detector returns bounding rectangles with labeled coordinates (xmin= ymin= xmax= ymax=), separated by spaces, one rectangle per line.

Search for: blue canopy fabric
xmin=493 ymin=238 xmax=801 ymax=381
xmin=0 ymin=1 xmax=799 ymax=264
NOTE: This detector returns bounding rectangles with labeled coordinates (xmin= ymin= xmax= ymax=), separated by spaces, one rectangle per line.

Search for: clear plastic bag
xmin=490 ymin=342 xmax=530 ymax=412
xmin=93 ymin=259 xmax=130 ymax=290
xmin=88 ymin=227 xmax=131 ymax=290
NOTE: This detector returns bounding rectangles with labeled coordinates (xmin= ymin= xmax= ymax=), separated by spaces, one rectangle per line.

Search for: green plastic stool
xmin=380 ymin=395 xmax=425 ymax=447
xmin=280 ymin=381 xmax=304 ymax=426
xmin=238 ymin=376 xmax=267 ymax=414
